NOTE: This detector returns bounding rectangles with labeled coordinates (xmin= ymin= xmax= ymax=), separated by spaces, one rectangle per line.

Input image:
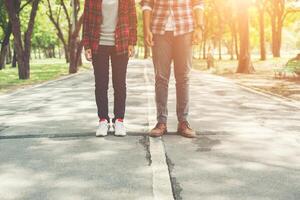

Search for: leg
xmin=152 ymin=32 xmax=173 ymax=123
xmin=92 ymin=46 xmax=110 ymax=121
xmin=111 ymin=51 xmax=129 ymax=122
xmin=173 ymin=33 xmax=193 ymax=122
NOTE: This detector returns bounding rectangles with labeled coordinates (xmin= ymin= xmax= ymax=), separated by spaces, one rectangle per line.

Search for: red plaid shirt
xmin=141 ymin=0 xmax=204 ymax=36
xmin=82 ymin=0 xmax=137 ymax=55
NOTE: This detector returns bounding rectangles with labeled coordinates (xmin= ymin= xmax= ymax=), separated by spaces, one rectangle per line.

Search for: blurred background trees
xmin=0 ymin=0 xmax=299 ymax=80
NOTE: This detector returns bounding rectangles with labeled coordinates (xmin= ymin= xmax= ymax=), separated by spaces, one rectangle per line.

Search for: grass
xmin=0 ymin=58 xmax=91 ymax=94
xmin=193 ymin=57 xmax=290 ymax=74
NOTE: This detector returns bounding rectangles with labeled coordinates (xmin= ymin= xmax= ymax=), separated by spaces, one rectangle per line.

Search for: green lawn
xmin=193 ymin=57 xmax=291 ymax=74
xmin=0 ymin=59 xmax=91 ymax=94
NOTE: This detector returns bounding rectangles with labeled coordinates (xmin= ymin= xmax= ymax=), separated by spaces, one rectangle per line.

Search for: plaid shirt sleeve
xmin=82 ymin=0 xmax=102 ymax=52
xmin=128 ymin=0 xmax=137 ymax=46
xmin=82 ymin=0 xmax=91 ymax=50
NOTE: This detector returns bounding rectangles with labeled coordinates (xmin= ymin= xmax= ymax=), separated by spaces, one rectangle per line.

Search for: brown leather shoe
xmin=149 ymin=123 xmax=167 ymax=137
xmin=177 ymin=121 xmax=197 ymax=138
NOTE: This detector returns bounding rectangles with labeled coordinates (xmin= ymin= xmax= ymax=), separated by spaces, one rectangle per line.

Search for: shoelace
xmin=181 ymin=121 xmax=191 ymax=129
xmin=155 ymin=123 xmax=166 ymax=129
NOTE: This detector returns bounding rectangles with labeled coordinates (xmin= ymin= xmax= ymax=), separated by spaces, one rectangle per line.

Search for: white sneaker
xmin=114 ymin=119 xmax=126 ymax=137
xmin=96 ymin=119 xmax=109 ymax=137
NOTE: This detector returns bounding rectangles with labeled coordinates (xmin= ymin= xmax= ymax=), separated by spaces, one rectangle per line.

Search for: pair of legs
xmin=92 ymin=45 xmax=129 ymax=122
xmin=150 ymin=32 xmax=196 ymax=138
xmin=152 ymin=32 xmax=192 ymax=123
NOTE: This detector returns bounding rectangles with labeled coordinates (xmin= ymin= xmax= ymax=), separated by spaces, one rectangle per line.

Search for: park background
xmin=1 ymin=1 xmax=300 ymax=199
xmin=0 ymin=0 xmax=300 ymax=99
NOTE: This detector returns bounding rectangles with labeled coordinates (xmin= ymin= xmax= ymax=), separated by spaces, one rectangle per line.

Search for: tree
xmin=0 ymin=0 xmax=11 ymax=70
xmin=46 ymin=0 xmax=70 ymax=63
xmin=223 ymin=0 xmax=239 ymax=60
xmin=266 ymin=0 xmax=286 ymax=57
xmin=5 ymin=0 xmax=41 ymax=79
xmin=266 ymin=0 xmax=299 ymax=57
xmin=46 ymin=0 xmax=83 ymax=74
xmin=32 ymin=6 xmax=60 ymax=59
xmin=69 ymin=0 xmax=83 ymax=73
xmin=236 ymin=0 xmax=254 ymax=73
xmin=256 ymin=0 xmax=267 ymax=60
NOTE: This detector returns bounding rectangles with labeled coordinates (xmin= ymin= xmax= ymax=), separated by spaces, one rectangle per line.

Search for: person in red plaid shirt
xmin=142 ymin=0 xmax=204 ymax=138
xmin=83 ymin=0 xmax=137 ymax=137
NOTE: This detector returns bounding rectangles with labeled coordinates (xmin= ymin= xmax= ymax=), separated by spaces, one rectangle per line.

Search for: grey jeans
xmin=152 ymin=32 xmax=192 ymax=123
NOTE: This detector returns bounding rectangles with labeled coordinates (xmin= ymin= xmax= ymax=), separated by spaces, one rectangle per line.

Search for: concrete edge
xmin=149 ymin=137 xmax=174 ymax=200
xmin=191 ymin=69 xmax=300 ymax=110
xmin=235 ymin=83 xmax=300 ymax=109
xmin=143 ymin=60 xmax=174 ymax=200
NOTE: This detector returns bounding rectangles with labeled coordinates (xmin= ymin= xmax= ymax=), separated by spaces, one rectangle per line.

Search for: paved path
xmin=0 ymin=59 xmax=300 ymax=200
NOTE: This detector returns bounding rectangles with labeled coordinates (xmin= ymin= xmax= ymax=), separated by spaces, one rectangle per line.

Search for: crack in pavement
xmin=143 ymin=59 xmax=175 ymax=200
xmin=0 ymin=125 xmax=9 ymax=133
xmin=165 ymin=153 xmax=183 ymax=200
xmin=139 ymin=135 xmax=152 ymax=166
xmin=0 ymin=132 xmax=147 ymax=140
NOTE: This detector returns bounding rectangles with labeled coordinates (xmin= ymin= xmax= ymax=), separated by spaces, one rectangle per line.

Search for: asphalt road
xmin=0 ymin=59 xmax=299 ymax=200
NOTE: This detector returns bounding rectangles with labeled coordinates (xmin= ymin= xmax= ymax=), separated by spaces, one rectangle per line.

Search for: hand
xmin=85 ymin=49 xmax=92 ymax=62
xmin=193 ymin=28 xmax=203 ymax=45
xmin=144 ymin=30 xmax=154 ymax=47
xmin=128 ymin=45 xmax=135 ymax=57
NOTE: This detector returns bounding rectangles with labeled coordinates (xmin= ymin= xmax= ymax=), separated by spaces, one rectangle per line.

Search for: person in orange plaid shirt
xmin=142 ymin=0 xmax=204 ymax=138
xmin=83 ymin=0 xmax=137 ymax=137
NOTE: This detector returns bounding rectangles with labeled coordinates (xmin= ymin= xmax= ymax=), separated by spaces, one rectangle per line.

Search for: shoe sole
xmin=149 ymin=130 xmax=168 ymax=137
xmin=177 ymin=131 xmax=197 ymax=138
xmin=114 ymin=134 xmax=126 ymax=137
xmin=113 ymin=125 xmax=126 ymax=137
xmin=96 ymin=134 xmax=108 ymax=137
xmin=96 ymin=125 xmax=110 ymax=137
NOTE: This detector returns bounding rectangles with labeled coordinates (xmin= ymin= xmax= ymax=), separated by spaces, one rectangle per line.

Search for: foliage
xmin=32 ymin=6 xmax=59 ymax=50
xmin=0 ymin=59 xmax=68 ymax=92
xmin=0 ymin=0 xmax=8 ymax=41
xmin=202 ymin=0 xmax=300 ymax=54
xmin=0 ymin=58 xmax=90 ymax=93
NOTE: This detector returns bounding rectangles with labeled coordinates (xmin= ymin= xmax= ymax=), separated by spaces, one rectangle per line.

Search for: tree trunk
xmin=38 ymin=48 xmax=41 ymax=59
xmin=230 ymin=35 xmax=234 ymax=60
xmin=52 ymin=46 xmax=56 ymax=58
xmin=202 ymin=39 xmax=207 ymax=59
xmin=0 ymin=22 xmax=12 ymax=70
xmin=0 ymin=45 xmax=8 ymax=70
xmin=33 ymin=49 xmax=37 ymax=59
xmin=63 ymin=45 xmax=70 ymax=63
xmin=69 ymin=37 xmax=83 ymax=73
xmin=258 ymin=8 xmax=266 ymax=60
xmin=46 ymin=0 xmax=70 ymax=63
xmin=218 ymin=39 xmax=222 ymax=60
xmin=269 ymin=0 xmax=285 ymax=58
xmin=234 ymin=28 xmax=239 ymax=60
xmin=58 ymin=47 xmax=62 ymax=59
xmin=12 ymin=48 xmax=17 ymax=68
xmin=69 ymin=40 xmax=78 ymax=73
xmin=236 ymin=1 xmax=254 ymax=74
xmin=5 ymin=0 xmax=40 ymax=79
xmin=7 ymin=42 xmax=12 ymax=64
xmin=273 ymin=22 xmax=282 ymax=57
xmin=17 ymin=54 xmax=30 ymax=79
xmin=68 ymin=0 xmax=83 ymax=73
